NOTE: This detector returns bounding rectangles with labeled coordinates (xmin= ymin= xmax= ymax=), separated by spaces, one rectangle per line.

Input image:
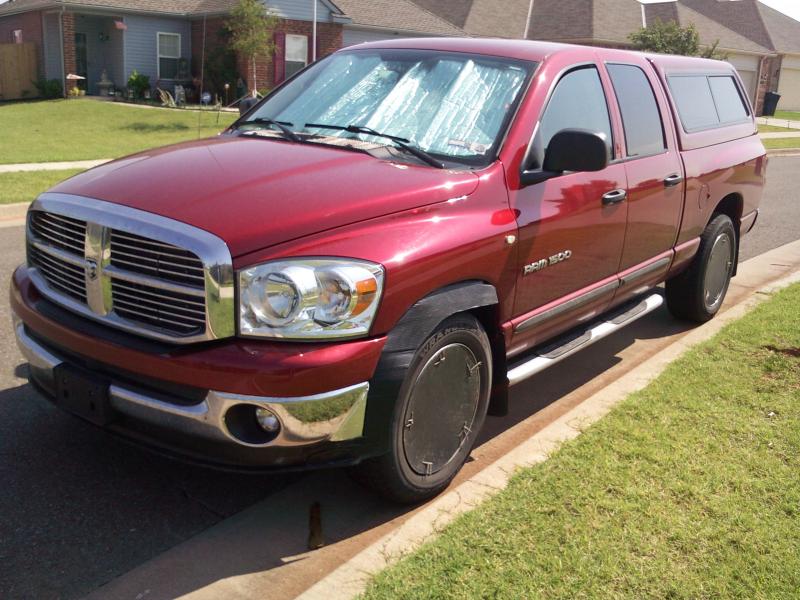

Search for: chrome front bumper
xmin=14 ymin=321 xmax=369 ymax=452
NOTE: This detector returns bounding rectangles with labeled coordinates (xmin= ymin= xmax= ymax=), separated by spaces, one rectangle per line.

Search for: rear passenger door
xmin=604 ymin=60 xmax=684 ymax=297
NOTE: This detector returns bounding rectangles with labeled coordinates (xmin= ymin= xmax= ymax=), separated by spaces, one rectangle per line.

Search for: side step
xmin=507 ymin=293 xmax=664 ymax=386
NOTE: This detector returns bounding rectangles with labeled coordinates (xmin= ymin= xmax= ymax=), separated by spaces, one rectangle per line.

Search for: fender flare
xmin=384 ymin=281 xmax=499 ymax=352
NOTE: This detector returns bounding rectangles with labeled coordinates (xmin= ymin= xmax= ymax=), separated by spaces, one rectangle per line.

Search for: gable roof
xmin=644 ymin=1 xmax=800 ymax=55
xmin=679 ymin=0 xmax=773 ymax=49
xmin=524 ymin=0 xmax=775 ymax=56
xmin=755 ymin=1 xmax=800 ymax=54
xmin=333 ymin=0 xmax=464 ymax=36
xmin=665 ymin=2 xmax=773 ymax=53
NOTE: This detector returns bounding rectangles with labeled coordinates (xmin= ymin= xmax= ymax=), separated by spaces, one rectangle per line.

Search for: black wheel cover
xmin=402 ymin=343 xmax=481 ymax=476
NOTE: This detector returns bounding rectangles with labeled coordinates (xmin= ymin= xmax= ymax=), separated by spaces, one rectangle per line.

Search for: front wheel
xmin=351 ymin=314 xmax=492 ymax=503
xmin=666 ymin=213 xmax=737 ymax=323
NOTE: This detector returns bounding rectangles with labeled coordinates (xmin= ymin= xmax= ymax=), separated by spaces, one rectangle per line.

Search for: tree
xmin=226 ymin=0 xmax=279 ymax=96
xmin=629 ymin=20 xmax=726 ymax=60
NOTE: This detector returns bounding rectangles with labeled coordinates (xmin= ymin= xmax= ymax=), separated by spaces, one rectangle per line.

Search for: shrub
xmin=204 ymin=44 xmax=240 ymax=100
xmin=127 ymin=70 xmax=151 ymax=99
xmin=32 ymin=78 xmax=63 ymax=99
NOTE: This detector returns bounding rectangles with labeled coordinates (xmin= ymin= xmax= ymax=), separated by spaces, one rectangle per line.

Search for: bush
xmin=203 ymin=45 xmax=240 ymax=100
xmin=32 ymin=78 xmax=63 ymax=99
xmin=127 ymin=70 xmax=151 ymax=99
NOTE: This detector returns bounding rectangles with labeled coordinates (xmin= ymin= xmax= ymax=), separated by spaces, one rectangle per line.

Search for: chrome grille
xmin=28 ymin=244 xmax=87 ymax=302
xmin=112 ymin=279 xmax=206 ymax=335
xmin=25 ymin=194 xmax=235 ymax=344
xmin=30 ymin=211 xmax=86 ymax=255
xmin=110 ymin=230 xmax=205 ymax=288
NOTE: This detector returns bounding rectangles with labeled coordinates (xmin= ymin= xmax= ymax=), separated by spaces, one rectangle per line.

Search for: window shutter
xmin=273 ymin=31 xmax=286 ymax=85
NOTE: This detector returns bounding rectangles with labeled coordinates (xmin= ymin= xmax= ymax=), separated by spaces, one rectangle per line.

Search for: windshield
xmin=239 ymin=49 xmax=536 ymax=167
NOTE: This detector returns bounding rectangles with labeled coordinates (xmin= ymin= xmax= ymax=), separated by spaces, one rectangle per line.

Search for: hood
xmin=51 ymin=135 xmax=480 ymax=257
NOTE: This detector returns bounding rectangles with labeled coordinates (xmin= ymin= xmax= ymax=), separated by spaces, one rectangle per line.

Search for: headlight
xmin=239 ymin=259 xmax=384 ymax=339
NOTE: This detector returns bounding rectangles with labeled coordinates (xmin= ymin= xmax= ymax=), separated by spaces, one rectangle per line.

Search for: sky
xmin=0 ymin=0 xmax=798 ymax=21
xmin=757 ymin=0 xmax=800 ymax=20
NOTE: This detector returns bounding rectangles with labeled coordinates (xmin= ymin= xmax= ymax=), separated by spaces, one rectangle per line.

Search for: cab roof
xmin=345 ymin=37 xmax=737 ymax=74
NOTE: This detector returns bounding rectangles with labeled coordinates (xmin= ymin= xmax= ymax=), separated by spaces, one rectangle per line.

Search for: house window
xmin=285 ymin=34 xmax=308 ymax=78
xmin=157 ymin=32 xmax=181 ymax=79
xmin=12 ymin=29 xmax=23 ymax=44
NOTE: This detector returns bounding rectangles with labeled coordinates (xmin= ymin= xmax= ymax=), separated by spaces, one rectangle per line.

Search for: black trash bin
xmin=763 ymin=91 xmax=781 ymax=117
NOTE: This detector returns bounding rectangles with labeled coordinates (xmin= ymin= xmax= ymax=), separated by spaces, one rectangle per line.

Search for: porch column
xmin=62 ymin=11 xmax=77 ymax=95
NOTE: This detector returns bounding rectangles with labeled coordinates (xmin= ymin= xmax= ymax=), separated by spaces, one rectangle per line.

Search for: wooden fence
xmin=0 ymin=42 xmax=38 ymax=100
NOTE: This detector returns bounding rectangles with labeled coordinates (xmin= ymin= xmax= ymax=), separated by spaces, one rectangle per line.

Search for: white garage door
xmin=778 ymin=68 xmax=800 ymax=111
xmin=726 ymin=53 xmax=760 ymax=106
xmin=737 ymin=69 xmax=758 ymax=105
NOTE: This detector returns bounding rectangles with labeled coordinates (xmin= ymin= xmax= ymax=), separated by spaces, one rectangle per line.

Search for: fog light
xmin=255 ymin=407 xmax=280 ymax=433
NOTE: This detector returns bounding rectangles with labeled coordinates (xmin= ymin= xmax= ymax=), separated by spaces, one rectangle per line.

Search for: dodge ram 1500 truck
xmin=11 ymin=39 xmax=766 ymax=502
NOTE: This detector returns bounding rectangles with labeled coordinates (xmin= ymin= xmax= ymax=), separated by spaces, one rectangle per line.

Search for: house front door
xmin=75 ymin=32 xmax=88 ymax=91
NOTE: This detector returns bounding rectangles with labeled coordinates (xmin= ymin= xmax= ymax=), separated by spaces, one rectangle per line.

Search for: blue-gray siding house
xmin=0 ymin=0 xmax=463 ymax=100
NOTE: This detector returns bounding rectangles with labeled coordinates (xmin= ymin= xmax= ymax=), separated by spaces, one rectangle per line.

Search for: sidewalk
xmin=757 ymin=116 xmax=800 ymax=130
xmin=760 ymin=131 xmax=800 ymax=139
xmin=0 ymin=159 xmax=110 ymax=174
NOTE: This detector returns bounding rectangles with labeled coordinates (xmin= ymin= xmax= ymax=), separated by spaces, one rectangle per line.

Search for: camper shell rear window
xmin=667 ymin=74 xmax=750 ymax=132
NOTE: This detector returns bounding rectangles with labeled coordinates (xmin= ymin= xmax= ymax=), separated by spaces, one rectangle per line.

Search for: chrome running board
xmin=507 ymin=293 xmax=664 ymax=386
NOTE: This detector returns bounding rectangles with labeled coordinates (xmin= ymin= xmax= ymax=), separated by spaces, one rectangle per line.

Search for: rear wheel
xmin=666 ymin=213 xmax=737 ymax=322
xmin=352 ymin=314 xmax=492 ymax=503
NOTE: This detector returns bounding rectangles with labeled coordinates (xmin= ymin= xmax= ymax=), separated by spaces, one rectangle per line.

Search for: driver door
xmin=507 ymin=64 xmax=628 ymax=355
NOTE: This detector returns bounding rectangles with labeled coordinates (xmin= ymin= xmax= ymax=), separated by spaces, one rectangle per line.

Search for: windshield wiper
xmin=235 ymin=118 xmax=303 ymax=143
xmin=304 ymin=123 xmax=445 ymax=169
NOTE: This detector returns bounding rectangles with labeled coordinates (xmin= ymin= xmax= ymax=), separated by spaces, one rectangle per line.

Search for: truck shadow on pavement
xmin=2 ymin=305 xmax=695 ymax=600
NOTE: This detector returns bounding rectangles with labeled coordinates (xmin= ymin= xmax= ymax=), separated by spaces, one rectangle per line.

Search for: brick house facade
xmin=61 ymin=12 xmax=77 ymax=94
xmin=191 ymin=16 xmax=342 ymax=97
xmin=0 ymin=9 xmax=44 ymax=78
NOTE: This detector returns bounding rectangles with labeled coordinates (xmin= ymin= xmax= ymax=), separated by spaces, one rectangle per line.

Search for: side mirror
xmin=520 ymin=129 xmax=609 ymax=187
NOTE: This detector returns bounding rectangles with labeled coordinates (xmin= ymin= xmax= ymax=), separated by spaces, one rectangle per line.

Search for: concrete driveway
xmin=1 ymin=156 xmax=799 ymax=599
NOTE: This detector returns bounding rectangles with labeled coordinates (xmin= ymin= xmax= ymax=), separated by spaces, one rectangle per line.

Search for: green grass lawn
xmin=0 ymin=99 xmax=238 ymax=164
xmin=763 ymin=137 xmax=800 ymax=150
xmin=758 ymin=123 xmax=795 ymax=133
xmin=364 ymin=283 xmax=800 ymax=599
xmin=773 ymin=110 xmax=800 ymax=121
xmin=0 ymin=169 xmax=83 ymax=204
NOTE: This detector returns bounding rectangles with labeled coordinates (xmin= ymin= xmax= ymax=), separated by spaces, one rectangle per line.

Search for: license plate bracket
xmin=53 ymin=364 xmax=113 ymax=426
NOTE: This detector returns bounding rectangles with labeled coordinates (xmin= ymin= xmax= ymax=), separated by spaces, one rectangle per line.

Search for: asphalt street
xmin=1 ymin=156 xmax=798 ymax=599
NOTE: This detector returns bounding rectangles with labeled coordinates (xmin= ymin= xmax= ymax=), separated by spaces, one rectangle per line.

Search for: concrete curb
xmin=297 ymin=241 xmax=800 ymax=600
xmin=0 ymin=202 xmax=30 ymax=223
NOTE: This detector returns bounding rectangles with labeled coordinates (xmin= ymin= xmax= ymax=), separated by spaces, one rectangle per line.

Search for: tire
xmin=666 ymin=213 xmax=737 ymax=323
xmin=351 ymin=313 xmax=492 ymax=504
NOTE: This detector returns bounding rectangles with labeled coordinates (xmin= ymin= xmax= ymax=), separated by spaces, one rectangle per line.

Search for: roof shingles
xmin=333 ymin=0 xmax=464 ymax=35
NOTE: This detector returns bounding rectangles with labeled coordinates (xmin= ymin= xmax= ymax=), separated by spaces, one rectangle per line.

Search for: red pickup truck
xmin=11 ymin=39 xmax=766 ymax=502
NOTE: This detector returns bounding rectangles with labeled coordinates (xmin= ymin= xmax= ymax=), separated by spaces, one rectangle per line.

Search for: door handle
xmin=602 ymin=189 xmax=627 ymax=205
xmin=664 ymin=173 xmax=683 ymax=187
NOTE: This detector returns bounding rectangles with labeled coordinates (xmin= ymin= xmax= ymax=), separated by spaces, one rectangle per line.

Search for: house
xmin=413 ymin=0 xmax=800 ymax=114
xmin=334 ymin=0 xmax=463 ymax=48
xmin=0 ymin=0 xmax=461 ymax=100
xmin=0 ymin=0 xmax=349 ymax=98
xmin=3 ymin=0 xmax=798 ymax=112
